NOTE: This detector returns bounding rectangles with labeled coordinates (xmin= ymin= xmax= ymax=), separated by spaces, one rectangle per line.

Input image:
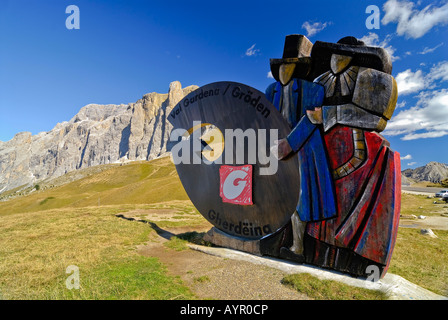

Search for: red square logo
xmin=219 ymin=165 xmax=253 ymax=205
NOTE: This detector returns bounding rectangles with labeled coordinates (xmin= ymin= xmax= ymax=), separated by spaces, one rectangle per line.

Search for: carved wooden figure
xmin=267 ymin=35 xmax=400 ymax=277
xmin=169 ymin=34 xmax=401 ymax=280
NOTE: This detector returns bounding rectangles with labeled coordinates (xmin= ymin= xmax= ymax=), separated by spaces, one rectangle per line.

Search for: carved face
xmin=330 ymin=54 xmax=353 ymax=74
xmin=279 ymin=63 xmax=296 ymax=86
xmin=270 ymin=57 xmax=312 ymax=87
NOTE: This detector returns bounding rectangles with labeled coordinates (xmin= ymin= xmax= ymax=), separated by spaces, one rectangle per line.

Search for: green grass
xmin=0 ymin=205 xmax=196 ymax=299
xmin=62 ymin=256 xmax=194 ymax=300
xmin=388 ymin=228 xmax=448 ymax=296
xmin=193 ymin=275 xmax=210 ymax=284
xmin=398 ymin=193 xmax=448 ymax=295
xmin=400 ymin=193 xmax=448 ymax=217
xmin=116 ymin=202 xmax=206 ymax=229
xmin=0 ymin=157 xmax=189 ymax=216
xmin=164 ymin=232 xmax=211 ymax=252
xmin=164 ymin=237 xmax=190 ymax=252
xmin=1 ymin=157 xmax=447 ymax=299
xmin=282 ymin=273 xmax=388 ymax=300
xmin=0 ymin=157 xmax=198 ymax=300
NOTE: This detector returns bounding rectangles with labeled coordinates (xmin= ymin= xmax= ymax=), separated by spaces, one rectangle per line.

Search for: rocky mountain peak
xmin=402 ymin=162 xmax=448 ymax=183
xmin=168 ymin=80 xmax=183 ymax=104
xmin=70 ymin=104 xmax=129 ymax=123
xmin=0 ymin=81 xmax=198 ymax=194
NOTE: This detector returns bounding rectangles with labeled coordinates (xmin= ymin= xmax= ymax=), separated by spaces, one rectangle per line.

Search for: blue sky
xmin=0 ymin=0 xmax=447 ymax=169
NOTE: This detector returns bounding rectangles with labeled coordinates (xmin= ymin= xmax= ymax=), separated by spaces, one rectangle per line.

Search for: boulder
xmin=420 ymin=228 xmax=438 ymax=238
xmin=400 ymin=214 xmax=417 ymax=219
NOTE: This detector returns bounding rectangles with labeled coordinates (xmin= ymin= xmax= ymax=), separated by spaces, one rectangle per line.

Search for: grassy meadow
xmin=389 ymin=193 xmax=448 ymax=296
xmin=0 ymin=157 xmax=199 ymax=299
xmin=0 ymin=156 xmax=447 ymax=299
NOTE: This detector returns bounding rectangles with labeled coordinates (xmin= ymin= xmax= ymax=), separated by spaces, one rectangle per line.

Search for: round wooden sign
xmin=168 ymin=82 xmax=300 ymax=240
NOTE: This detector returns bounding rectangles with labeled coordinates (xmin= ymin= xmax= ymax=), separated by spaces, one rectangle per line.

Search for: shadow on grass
xmin=116 ymin=213 xmax=175 ymax=240
xmin=115 ymin=213 xmax=210 ymax=246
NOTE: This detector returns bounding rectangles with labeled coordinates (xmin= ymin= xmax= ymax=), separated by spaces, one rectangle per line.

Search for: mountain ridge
xmin=0 ymin=81 xmax=198 ymax=193
xmin=1 ymin=80 xmax=447 ymax=194
xmin=402 ymin=161 xmax=448 ymax=184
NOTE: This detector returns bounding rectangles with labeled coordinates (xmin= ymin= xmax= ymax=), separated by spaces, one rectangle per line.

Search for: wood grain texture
xmin=168 ymin=82 xmax=300 ymax=240
xmin=352 ymin=68 xmax=398 ymax=120
xmin=179 ymin=35 xmax=402 ymax=278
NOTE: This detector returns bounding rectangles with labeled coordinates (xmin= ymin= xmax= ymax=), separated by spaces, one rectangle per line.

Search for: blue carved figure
xmin=266 ymin=35 xmax=337 ymax=261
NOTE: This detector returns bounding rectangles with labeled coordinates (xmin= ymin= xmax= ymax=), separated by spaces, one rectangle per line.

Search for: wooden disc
xmin=168 ymin=82 xmax=300 ymax=240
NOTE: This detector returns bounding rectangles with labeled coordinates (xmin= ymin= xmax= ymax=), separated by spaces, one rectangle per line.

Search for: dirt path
xmin=135 ymin=224 xmax=309 ymax=300
xmin=120 ymin=203 xmax=448 ymax=300
xmin=399 ymin=215 xmax=448 ymax=230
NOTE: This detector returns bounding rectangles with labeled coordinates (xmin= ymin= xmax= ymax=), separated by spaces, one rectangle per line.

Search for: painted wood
xmin=168 ymin=81 xmax=300 ymax=240
xmin=174 ymin=34 xmax=402 ymax=279
xmin=352 ymin=68 xmax=398 ymax=120
xmin=268 ymin=35 xmax=401 ymax=277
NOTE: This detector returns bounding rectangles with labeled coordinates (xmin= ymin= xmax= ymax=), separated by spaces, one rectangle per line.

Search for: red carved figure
xmin=269 ymin=35 xmax=401 ymax=277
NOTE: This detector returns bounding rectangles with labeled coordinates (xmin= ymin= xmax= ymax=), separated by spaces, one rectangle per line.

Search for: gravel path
xmin=136 ymin=227 xmax=309 ymax=300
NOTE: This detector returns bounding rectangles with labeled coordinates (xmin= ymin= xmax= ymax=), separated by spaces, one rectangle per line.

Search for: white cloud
xmin=386 ymin=62 xmax=448 ymax=140
xmin=428 ymin=61 xmax=448 ymax=82
xmin=384 ymin=89 xmax=448 ymax=140
xmin=395 ymin=69 xmax=426 ymax=95
xmin=400 ymin=154 xmax=412 ymax=160
xmin=360 ymin=32 xmax=381 ymax=46
xmin=267 ymin=71 xmax=274 ymax=79
xmin=394 ymin=61 xmax=448 ymax=95
xmin=418 ymin=42 xmax=444 ymax=55
xmin=382 ymin=0 xmax=448 ymax=39
xmin=359 ymin=32 xmax=399 ymax=62
xmin=407 ymin=162 xmax=417 ymax=166
xmin=396 ymin=101 xmax=407 ymax=109
xmin=245 ymin=44 xmax=260 ymax=57
xmin=402 ymin=131 xmax=448 ymax=140
xmin=302 ymin=21 xmax=329 ymax=37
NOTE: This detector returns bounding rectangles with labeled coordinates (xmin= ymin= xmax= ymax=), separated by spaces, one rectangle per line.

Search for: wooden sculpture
xmin=168 ymin=34 xmax=401 ymax=279
xmin=266 ymin=34 xmax=400 ymax=277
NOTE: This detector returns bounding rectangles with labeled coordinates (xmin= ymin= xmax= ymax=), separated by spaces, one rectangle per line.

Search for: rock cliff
xmin=0 ymin=81 xmax=198 ymax=193
xmin=402 ymin=162 xmax=448 ymax=183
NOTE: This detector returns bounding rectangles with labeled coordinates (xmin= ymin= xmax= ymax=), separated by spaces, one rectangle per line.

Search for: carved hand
xmin=271 ymin=138 xmax=292 ymax=160
xmin=306 ymin=107 xmax=323 ymax=124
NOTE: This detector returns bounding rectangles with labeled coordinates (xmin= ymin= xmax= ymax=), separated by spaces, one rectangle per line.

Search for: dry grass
xmin=0 ymin=157 xmax=189 ymax=216
xmin=281 ymin=273 xmax=387 ymax=300
xmin=0 ymin=158 xmax=447 ymax=299
xmin=0 ymin=204 xmax=196 ymax=299
xmin=400 ymin=193 xmax=448 ymax=217
xmin=388 ymin=228 xmax=448 ymax=296
xmin=0 ymin=157 xmax=197 ymax=299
